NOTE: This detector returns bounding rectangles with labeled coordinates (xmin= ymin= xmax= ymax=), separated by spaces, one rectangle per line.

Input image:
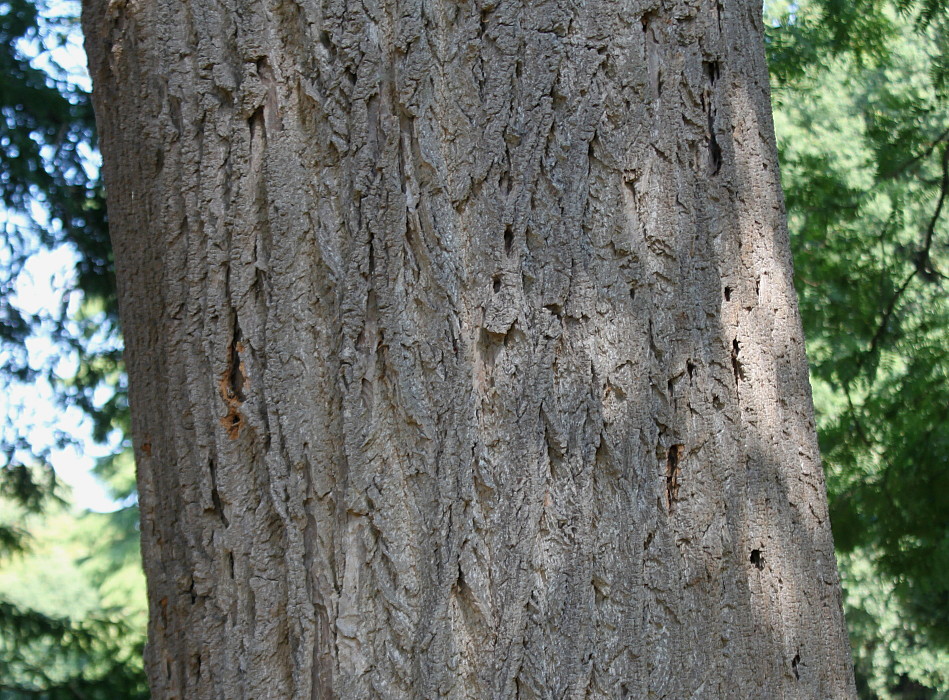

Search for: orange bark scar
xmin=219 ymin=341 xmax=248 ymax=440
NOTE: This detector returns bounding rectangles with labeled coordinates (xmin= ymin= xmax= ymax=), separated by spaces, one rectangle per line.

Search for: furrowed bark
xmin=83 ymin=0 xmax=857 ymax=696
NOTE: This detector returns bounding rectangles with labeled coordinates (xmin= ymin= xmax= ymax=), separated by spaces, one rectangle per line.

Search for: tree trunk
xmin=83 ymin=0 xmax=856 ymax=696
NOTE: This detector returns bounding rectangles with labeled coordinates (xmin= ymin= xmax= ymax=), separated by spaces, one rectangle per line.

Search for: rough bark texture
xmin=84 ymin=0 xmax=857 ymax=696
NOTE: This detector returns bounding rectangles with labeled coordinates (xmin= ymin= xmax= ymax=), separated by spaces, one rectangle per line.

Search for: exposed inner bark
xmin=83 ymin=0 xmax=857 ymax=696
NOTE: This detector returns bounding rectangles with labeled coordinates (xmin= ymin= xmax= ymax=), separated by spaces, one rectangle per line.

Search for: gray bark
xmin=83 ymin=0 xmax=857 ymax=696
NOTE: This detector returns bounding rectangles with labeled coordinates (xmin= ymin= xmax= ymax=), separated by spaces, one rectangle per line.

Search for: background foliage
xmin=0 ymin=0 xmax=947 ymax=697
xmin=768 ymin=0 xmax=949 ymax=696
xmin=0 ymin=0 xmax=143 ymax=695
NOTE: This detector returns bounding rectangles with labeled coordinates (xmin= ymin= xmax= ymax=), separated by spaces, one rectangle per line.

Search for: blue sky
xmin=2 ymin=0 xmax=118 ymax=512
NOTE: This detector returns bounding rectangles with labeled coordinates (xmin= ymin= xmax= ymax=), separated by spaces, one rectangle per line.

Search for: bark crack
xmin=219 ymin=319 xmax=247 ymax=439
xmin=665 ymin=444 xmax=683 ymax=513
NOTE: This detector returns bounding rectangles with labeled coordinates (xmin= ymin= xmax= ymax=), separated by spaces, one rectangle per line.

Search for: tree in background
xmin=767 ymin=0 xmax=949 ymax=696
xmin=0 ymin=0 xmax=146 ymax=695
xmin=0 ymin=500 xmax=147 ymax=697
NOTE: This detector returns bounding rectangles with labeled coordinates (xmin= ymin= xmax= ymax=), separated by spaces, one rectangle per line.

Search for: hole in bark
xmin=724 ymin=286 xmax=732 ymax=301
xmin=168 ymin=95 xmax=182 ymax=134
xmin=629 ymin=285 xmax=636 ymax=301
xmin=665 ymin=444 xmax=683 ymax=512
xmin=792 ymin=652 xmax=801 ymax=679
xmin=731 ymin=338 xmax=745 ymax=383
xmin=228 ymin=552 xmax=235 ymax=579
xmin=750 ymin=549 xmax=764 ymax=570
xmin=493 ymin=275 xmax=502 ymax=293
xmin=228 ymin=336 xmax=246 ymax=402
xmin=319 ymin=31 xmax=337 ymax=60
xmin=220 ymin=407 xmax=244 ymax=439
xmin=504 ymin=226 xmax=514 ymax=254
xmin=709 ymin=131 xmax=722 ymax=175
xmin=219 ymin=325 xmax=247 ymax=439
xmin=687 ymin=359 xmax=696 ymax=377
xmin=515 ymin=60 xmax=522 ymax=78
xmin=703 ymin=59 xmax=720 ymax=84
xmin=640 ymin=11 xmax=655 ymax=32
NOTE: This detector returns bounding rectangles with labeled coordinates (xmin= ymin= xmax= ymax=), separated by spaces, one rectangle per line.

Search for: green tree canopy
xmin=0 ymin=0 xmax=143 ymax=695
xmin=768 ymin=0 xmax=949 ymax=695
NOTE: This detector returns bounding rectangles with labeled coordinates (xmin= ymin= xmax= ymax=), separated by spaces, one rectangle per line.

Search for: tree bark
xmin=83 ymin=0 xmax=857 ymax=696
